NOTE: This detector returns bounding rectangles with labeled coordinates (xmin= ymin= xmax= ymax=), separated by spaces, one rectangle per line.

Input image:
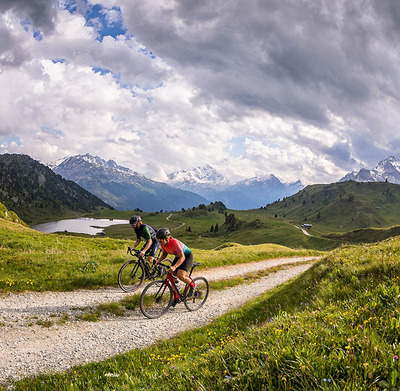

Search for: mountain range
xmin=52 ymin=154 xmax=400 ymax=212
xmin=1 ymin=152 xmax=400 ymax=223
xmin=51 ymin=155 xmax=304 ymax=210
xmin=168 ymin=165 xmax=304 ymax=210
xmin=339 ymin=156 xmax=400 ymax=183
xmin=50 ymin=154 xmax=208 ymax=212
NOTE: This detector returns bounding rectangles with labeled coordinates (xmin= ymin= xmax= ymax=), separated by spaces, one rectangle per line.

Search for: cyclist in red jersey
xmin=155 ymin=227 xmax=196 ymax=296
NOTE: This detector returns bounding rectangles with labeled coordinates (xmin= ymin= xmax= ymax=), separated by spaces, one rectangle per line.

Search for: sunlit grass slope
xmin=0 ymin=218 xmax=320 ymax=293
xmin=94 ymin=208 xmax=339 ymax=250
xmin=10 ymin=236 xmax=400 ymax=390
xmin=0 ymin=202 xmax=26 ymax=225
xmin=264 ymin=181 xmax=400 ymax=234
xmin=0 ymin=218 xmax=128 ymax=292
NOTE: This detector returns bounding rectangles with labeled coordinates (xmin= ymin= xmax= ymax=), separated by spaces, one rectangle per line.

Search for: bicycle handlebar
xmin=126 ymin=247 xmax=173 ymax=265
xmin=127 ymin=247 xmax=143 ymax=258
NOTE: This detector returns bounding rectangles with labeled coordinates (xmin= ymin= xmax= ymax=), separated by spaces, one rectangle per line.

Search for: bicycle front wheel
xmin=140 ymin=280 xmax=173 ymax=319
xmin=184 ymin=277 xmax=209 ymax=311
xmin=118 ymin=261 xmax=145 ymax=292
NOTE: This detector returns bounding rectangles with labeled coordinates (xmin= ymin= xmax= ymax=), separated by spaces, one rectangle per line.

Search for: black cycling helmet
xmin=156 ymin=227 xmax=170 ymax=239
xmin=129 ymin=215 xmax=141 ymax=225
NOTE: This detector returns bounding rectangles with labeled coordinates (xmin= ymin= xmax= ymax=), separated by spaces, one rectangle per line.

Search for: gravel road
xmin=0 ymin=256 xmax=319 ymax=387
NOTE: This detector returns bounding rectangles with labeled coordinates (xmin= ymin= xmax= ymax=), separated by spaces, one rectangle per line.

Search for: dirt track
xmin=0 ymin=256 xmax=320 ymax=387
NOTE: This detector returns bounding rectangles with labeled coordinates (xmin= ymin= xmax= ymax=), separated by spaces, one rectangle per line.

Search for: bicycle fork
xmin=130 ymin=262 xmax=140 ymax=278
xmin=154 ymin=280 xmax=170 ymax=303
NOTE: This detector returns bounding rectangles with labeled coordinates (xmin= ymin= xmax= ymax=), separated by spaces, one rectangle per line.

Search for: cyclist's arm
xmin=170 ymin=251 xmax=185 ymax=272
xmin=155 ymin=249 xmax=168 ymax=265
xmin=140 ymin=238 xmax=153 ymax=255
xmin=139 ymin=226 xmax=153 ymax=256
xmin=132 ymin=238 xmax=141 ymax=249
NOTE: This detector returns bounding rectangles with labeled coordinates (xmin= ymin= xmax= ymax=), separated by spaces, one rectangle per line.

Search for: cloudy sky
xmin=1 ymin=0 xmax=400 ymax=185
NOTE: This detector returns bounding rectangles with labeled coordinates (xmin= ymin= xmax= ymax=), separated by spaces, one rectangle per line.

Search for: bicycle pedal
xmin=171 ymin=299 xmax=180 ymax=307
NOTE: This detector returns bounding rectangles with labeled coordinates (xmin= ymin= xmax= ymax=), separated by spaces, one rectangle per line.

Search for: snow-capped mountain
xmin=339 ymin=156 xmax=400 ymax=184
xmin=50 ymin=154 xmax=139 ymax=181
xmin=167 ymin=164 xmax=231 ymax=193
xmin=168 ymin=165 xmax=304 ymax=209
xmin=50 ymin=154 xmax=207 ymax=211
xmin=168 ymin=164 xmax=230 ymax=188
xmin=51 ymin=155 xmax=304 ymax=211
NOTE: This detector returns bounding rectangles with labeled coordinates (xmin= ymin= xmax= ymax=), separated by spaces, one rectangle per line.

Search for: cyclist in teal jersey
xmin=129 ymin=215 xmax=159 ymax=265
xmin=154 ymin=227 xmax=195 ymax=296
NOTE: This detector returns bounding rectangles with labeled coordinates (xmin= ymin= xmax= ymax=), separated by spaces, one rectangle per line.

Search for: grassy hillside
xmin=9 ymin=234 xmax=400 ymax=390
xmin=263 ymin=181 xmax=400 ymax=234
xmin=0 ymin=218 xmax=321 ymax=293
xmin=0 ymin=153 xmax=112 ymax=224
xmin=91 ymin=203 xmax=400 ymax=250
xmin=89 ymin=207 xmax=340 ymax=251
xmin=0 ymin=201 xmax=26 ymax=226
xmin=324 ymin=225 xmax=400 ymax=243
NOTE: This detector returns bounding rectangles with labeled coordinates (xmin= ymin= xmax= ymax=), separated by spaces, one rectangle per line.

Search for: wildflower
xmin=394 ymin=355 xmax=399 ymax=360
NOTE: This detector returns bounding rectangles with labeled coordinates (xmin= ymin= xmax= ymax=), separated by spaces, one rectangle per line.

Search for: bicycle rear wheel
xmin=140 ymin=280 xmax=173 ymax=319
xmin=118 ymin=261 xmax=145 ymax=292
xmin=184 ymin=277 xmax=209 ymax=311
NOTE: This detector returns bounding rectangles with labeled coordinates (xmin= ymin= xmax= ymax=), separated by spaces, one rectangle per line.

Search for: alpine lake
xmin=31 ymin=217 xmax=129 ymax=235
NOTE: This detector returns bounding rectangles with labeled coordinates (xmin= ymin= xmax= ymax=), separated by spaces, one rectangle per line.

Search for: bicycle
xmin=118 ymin=248 xmax=171 ymax=292
xmin=139 ymin=262 xmax=209 ymax=319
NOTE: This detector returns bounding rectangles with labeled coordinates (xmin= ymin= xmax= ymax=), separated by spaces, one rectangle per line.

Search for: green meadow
xmin=0 ymin=218 xmax=320 ymax=292
xmin=91 ymin=207 xmax=340 ymax=251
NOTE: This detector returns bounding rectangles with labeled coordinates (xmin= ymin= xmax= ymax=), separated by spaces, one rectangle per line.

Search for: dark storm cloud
xmin=0 ymin=0 xmax=57 ymax=69
xmin=120 ymin=0 xmax=398 ymax=129
xmin=0 ymin=22 xmax=29 ymax=68
xmin=0 ymin=0 xmax=57 ymax=33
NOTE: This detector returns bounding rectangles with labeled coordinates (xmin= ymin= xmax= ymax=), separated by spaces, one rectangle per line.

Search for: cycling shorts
xmin=142 ymin=240 xmax=160 ymax=258
xmin=172 ymin=251 xmax=193 ymax=272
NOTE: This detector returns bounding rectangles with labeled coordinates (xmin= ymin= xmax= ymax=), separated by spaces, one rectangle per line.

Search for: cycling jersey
xmin=160 ymin=237 xmax=191 ymax=256
xmin=134 ymin=224 xmax=157 ymax=241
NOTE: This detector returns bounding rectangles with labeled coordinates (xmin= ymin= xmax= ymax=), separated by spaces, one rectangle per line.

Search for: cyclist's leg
xmin=145 ymin=240 xmax=159 ymax=265
xmin=175 ymin=252 xmax=195 ymax=290
xmin=175 ymin=269 xmax=192 ymax=286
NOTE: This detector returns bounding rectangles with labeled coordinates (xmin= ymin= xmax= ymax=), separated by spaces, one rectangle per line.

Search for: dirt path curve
xmin=166 ymin=213 xmax=185 ymax=230
xmin=0 ymin=256 xmax=320 ymax=387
